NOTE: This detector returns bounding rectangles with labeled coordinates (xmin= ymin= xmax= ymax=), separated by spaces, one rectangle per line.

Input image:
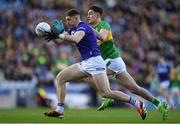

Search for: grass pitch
xmin=0 ymin=108 xmax=180 ymax=123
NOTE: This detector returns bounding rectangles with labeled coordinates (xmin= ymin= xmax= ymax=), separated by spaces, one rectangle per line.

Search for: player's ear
xmin=74 ymin=16 xmax=78 ymax=22
xmin=96 ymin=12 xmax=100 ymax=18
xmin=75 ymin=15 xmax=80 ymax=20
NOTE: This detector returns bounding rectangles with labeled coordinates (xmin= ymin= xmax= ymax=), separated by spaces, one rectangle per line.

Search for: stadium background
xmin=0 ymin=0 xmax=180 ymax=123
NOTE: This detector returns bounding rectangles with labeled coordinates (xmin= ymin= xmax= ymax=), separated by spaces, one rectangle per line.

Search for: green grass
xmin=0 ymin=108 xmax=180 ymax=123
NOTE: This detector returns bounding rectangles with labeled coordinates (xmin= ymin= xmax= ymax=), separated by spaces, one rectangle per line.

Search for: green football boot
xmin=159 ymin=101 xmax=168 ymax=120
xmin=98 ymin=98 xmax=114 ymax=111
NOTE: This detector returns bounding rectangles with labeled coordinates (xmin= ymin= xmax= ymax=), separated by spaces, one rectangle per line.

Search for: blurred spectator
xmin=170 ymin=62 xmax=180 ymax=108
xmin=156 ymin=56 xmax=174 ymax=108
xmin=156 ymin=57 xmax=171 ymax=95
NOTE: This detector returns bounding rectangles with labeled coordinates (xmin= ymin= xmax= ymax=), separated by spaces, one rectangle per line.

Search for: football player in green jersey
xmin=86 ymin=5 xmax=168 ymax=120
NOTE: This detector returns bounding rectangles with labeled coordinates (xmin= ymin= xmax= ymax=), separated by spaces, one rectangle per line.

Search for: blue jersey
xmin=156 ymin=63 xmax=171 ymax=81
xmin=67 ymin=21 xmax=100 ymax=60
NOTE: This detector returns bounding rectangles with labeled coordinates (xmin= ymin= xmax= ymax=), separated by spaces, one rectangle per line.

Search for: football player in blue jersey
xmin=43 ymin=9 xmax=147 ymax=119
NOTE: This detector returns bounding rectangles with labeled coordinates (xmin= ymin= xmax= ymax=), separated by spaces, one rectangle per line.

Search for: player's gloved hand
xmin=44 ymin=19 xmax=64 ymax=42
xmin=44 ymin=31 xmax=59 ymax=42
xmin=52 ymin=19 xmax=64 ymax=34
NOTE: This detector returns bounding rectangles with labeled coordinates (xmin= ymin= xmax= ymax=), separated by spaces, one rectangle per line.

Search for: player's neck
xmin=75 ymin=19 xmax=82 ymax=27
xmin=92 ymin=18 xmax=101 ymax=27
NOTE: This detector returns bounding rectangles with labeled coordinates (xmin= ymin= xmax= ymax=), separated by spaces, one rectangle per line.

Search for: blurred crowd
xmin=0 ymin=0 xmax=179 ymax=108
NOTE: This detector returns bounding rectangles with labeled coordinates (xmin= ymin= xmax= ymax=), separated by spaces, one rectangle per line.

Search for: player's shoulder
xmin=78 ymin=21 xmax=89 ymax=27
xmin=99 ymin=21 xmax=111 ymax=29
xmin=101 ymin=21 xmax=109 ymax=24
xmin=100 ymin=21 xmax=110 ymax=26
xmin=77 ymin=21 xmax=92 ymax=32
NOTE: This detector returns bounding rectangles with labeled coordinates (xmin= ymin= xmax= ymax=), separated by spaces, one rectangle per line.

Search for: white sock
xmin=135 ymin=100 xmax=140 ymax=109
xmin=56 ymin=103 xmax=64 ymax=112
xmin=129 ymin=97 xmax=140 ymax=108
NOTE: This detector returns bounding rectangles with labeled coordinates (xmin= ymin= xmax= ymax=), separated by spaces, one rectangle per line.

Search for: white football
xmin=35 ymin=22 xmax=51 ymax=36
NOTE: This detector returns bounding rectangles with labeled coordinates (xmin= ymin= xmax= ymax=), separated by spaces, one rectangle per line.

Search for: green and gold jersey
xmin=94 ymin=21 xmax=120 ymax=60
xmin=171 ymin=70 xmax=180 ymax=88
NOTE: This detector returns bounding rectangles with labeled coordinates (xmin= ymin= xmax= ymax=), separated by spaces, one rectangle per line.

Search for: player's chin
xmin=87 ymin=20 xmax=92 ymax=24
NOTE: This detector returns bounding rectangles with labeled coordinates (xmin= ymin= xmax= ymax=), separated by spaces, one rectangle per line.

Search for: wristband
xmin=59 ymin=34 xmax=65 ymax=40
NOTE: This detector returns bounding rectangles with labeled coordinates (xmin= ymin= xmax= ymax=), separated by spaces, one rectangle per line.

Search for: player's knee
xmin=56 ymin=73 xmax=65 ymax=85
xmin=55 ymin=76 xmax=61 ymax=85
xmin=99 ymin=89 xmax=112 ymax=98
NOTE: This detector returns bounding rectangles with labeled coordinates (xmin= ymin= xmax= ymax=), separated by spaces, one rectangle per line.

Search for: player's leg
xmin=105 ymin=57 xmax=165 ymax=105
xmin=105 ymin=58 xmax=154 ymax=102
xmin=92 ymin=73 xmax=128 ymax=101
xmin=82 ymin=57 xmax=114 ymax=98
xmin=116 ymin=71 xmax=168 ymax=120
xmin=157 ymin=82 xmax=169 ymax=120
xmin=92 ymin=72 xmax=147 ymax=120
xmin=83 ymin=76 xmax=114 ymax=110
xmin=44 ymin=63 xmax=87 ymax=118
xmin=56 ymin=63 xmax=86 ymax=103
xmin=116 ymin=71 xmax=155 ymax=102
xmin=83 ymin=77 xmax=99 ymax=91
xmin=97 ymin=58 xmax=127 ymax=111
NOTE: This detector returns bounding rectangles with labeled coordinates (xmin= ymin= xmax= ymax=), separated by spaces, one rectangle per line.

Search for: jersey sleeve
xmin=101 ymin=21 xmax=111 ymax=31
xmin=76 ymin=27 xmax=86 ymax=32
xmin=76 ymin=23 xmax=86 ymax=32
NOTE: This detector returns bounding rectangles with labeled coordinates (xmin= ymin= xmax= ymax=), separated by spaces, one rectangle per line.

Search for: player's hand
xmin=52 ymin=19 xmax=64 ymax=34
xmin=44 ymin=31 xmax=59 ymax=42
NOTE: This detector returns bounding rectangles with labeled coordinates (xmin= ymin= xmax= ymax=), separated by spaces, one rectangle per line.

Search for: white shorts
xmin=77 ymin=56 xmax=106 ymax=75
xmin=105 ymin=57 xmax=126 ymax=74
xmin=160 ymin=80 xmax=170 ymax=89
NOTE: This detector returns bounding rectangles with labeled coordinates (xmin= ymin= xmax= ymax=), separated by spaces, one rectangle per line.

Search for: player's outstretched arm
xmin=45 ymin=19 xmax=85 ymax=44
xmin=44 ymin=30 xmax=85 ymax=44
xmin=58 ymin=31 xmax=85 ymax=43
xmin=93 ymin=28 xmax=108 ymax=41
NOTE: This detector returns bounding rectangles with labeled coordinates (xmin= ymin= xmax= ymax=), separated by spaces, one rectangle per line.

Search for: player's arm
xmin=52 ymin=31 xmax=68 ymax=43
xmin=45 ymin=19 xmax=85 ymax=44
xmin=58 ymin=31 xmax=85 ymax=44
xmin=45 ymin=30 xmax=85 ymax=44
xmin=93 ymin=28 xmax=108 ymax=41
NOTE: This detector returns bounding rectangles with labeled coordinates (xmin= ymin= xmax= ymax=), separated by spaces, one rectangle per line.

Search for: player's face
xmin=65 ymin=16 xmax=77 ymax=28
xmin=87 ymin=10 xmax=98 ymax=25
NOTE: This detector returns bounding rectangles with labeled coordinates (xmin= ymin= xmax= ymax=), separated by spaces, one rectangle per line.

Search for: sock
xmin=152 ymin=99 xmax=160 ymax=107
xmin=129 ymin=97 xmax=139 ymax=108
xmin=56 ymin=103 xmax=64 ymax=112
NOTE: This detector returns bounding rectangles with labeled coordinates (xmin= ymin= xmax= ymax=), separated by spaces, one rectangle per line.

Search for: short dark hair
xmin=89 ymin=5 xmax=103 ymax=16
xmin=66 ymin=9 xmax=80 ymax=16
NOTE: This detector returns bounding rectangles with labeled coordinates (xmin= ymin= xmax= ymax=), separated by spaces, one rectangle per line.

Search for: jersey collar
xmin=93 ymin=21 xmax=101 ymax=29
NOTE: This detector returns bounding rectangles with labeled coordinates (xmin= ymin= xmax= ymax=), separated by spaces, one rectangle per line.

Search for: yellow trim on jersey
xmin=98 ymin=30 xmax=113 ymax=46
